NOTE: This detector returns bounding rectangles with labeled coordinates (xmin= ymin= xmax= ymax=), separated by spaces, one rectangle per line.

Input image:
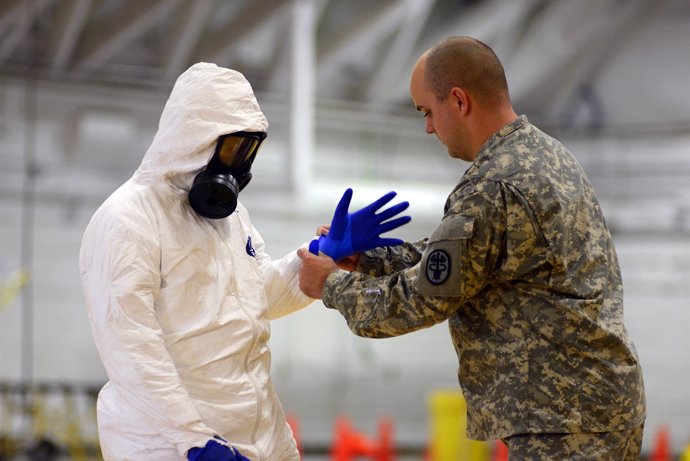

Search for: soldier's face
xmin=410 ymin=60 xmax=470 ymax=161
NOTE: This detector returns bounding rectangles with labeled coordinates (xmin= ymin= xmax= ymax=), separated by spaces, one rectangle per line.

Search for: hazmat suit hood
xmin=134 ymin=62 xmax=268 ymax=189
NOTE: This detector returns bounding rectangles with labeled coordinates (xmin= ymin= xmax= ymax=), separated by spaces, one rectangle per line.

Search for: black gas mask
xmin=189 ymin=131 xmax=267 ymax=219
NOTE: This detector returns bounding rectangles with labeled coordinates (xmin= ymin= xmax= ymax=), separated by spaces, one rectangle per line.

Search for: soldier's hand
xmin=313 ymin=225 xmax=359 ymax=271
xmin=297 ymin=247 xmax=338 ymax=299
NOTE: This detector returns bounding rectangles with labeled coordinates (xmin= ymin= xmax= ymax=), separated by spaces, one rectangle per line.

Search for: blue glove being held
xmin=187 ymin=439 xmax=250 ymax=461
xmin=309 ymin=188 xmax=411 ymax=261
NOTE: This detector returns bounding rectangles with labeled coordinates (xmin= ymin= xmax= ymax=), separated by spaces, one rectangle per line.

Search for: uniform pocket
xmin=417 ymin=215 xmax=474 ymax=298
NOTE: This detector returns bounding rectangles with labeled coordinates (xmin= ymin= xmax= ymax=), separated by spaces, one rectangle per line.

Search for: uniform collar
xmin=471 ymin=115 xmax=528 ymax=168
xmin=444 ymin=115 xmax=529 ymax=214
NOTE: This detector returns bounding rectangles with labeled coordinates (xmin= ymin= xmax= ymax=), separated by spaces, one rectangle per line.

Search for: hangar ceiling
xmin=1 ymin=0 xmax=686 ymax=125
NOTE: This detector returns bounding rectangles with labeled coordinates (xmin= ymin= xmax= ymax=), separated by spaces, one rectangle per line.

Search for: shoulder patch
xmin=425 ymin=249 xmax=451 ymax=285
xmin=417 ymin=214 xmax=474 ymax=298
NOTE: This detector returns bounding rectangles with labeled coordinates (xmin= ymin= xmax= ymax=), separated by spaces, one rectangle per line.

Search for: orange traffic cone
xmin=331 ymin=416 xmax=395 ymax=461
xmin=491 ymin=440 xmax=508 ymax=461
xmin=648 ymin=426 xmax=671 ymax=461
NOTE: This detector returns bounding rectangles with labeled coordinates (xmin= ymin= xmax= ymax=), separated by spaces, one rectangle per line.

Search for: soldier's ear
xmin=450 ymin=87 xmax=469 ymax=115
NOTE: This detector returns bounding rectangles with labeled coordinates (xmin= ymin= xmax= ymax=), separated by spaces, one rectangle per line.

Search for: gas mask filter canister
xmin=189 ymin=131 xmax=267 ymax=219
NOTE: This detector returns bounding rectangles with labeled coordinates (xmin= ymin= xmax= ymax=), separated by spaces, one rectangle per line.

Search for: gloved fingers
xmin=334 ymin=188 xmax=353 ymax=216
xmin=187 ymin=447 xmax=201 ymax=461
xmin=206 ymin=440 xmax=231 ymax=457
xmin=329 ymin=188 xmax=353 ymax=239
xmin=188 ymin=439 xmax=233 ymax=461
xmin=375 ymin=201 xmax=410 ymax=222
xmin=362 ymin=190 xmax=397 ymax=213
xmin=376 ymin=215 xmax=412 ymax=235
xmin=308 ymin=237 xmax=322 ymax=255
xmin=374 ymin=237 xmax=405 ymax=247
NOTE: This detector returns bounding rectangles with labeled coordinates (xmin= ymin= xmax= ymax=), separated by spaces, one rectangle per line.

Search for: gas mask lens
xmin=217 ymin=131 xmax=267 ymax=168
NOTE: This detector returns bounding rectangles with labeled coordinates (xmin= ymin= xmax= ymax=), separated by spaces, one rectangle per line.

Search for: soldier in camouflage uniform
xmin=298 ymin=36 xmax=645 ymax=460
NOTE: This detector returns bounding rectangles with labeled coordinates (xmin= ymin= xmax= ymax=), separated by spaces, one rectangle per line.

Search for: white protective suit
xmin=79 ymin=63 xmax=312 ymax=461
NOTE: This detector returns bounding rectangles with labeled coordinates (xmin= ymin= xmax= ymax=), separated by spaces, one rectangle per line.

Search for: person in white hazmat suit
xmin=79 ymin=62 xmax=303 ymax=461
xmin=79 ymin=62 xmax=411 ymax=461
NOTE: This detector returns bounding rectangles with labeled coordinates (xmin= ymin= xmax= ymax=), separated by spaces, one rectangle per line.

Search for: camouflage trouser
xmin=501 ymin=424 xmax=644 ymax=461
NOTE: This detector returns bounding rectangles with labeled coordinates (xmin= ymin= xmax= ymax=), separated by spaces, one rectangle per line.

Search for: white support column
xmin=289 ymin=0 xmax=316 ymax=195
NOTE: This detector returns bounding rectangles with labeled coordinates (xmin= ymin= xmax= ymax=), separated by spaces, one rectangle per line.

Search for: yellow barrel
xmin=428 ymin=390 xmax=489 ymax=461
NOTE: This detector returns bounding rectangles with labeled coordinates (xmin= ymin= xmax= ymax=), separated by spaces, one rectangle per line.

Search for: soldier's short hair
xmin=425 ymin=36 xmax=511 ymax=107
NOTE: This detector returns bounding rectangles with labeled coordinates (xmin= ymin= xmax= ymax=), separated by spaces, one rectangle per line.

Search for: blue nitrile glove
xmin=309 ymin=188 xmax=411 ymax=260
xmin=187 ymin=439 xmax=250 ymax=461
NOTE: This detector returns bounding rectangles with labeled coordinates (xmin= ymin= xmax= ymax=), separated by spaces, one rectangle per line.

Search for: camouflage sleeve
xmin=322 ymin=182 xmax=506 ymax=338
xmin=355 ymin=239 xmax=428 ymax=277
xmin=322 ymin=265 xmax=454 ymax=338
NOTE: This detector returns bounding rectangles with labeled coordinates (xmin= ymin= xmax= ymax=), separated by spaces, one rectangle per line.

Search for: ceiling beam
xmin=506 ymin=0 xmax=657 ymax=119
xmin=366 ymin=0 xmax=529 ymax=105
xmin=161 ymin=0 xmax=215 ymax=81
xmin=195 ymin=0 xmax=288 ymax=65
xmin=73 ymin=0 xmax=183 ymax=73
xmin=0 ymin=0 xmax=56 ymax=61
xmin=0 ymin=0 xmax=24 ymax=34
xmin=316 ymin=0 xmax=413 ymax=86
xmin=48 ymin=0 xmax=93 ymax=73
xmin=267 ymin=0 xmax=329 ymax=93
xmin=364 ymin=0 xmax=437 ymax=103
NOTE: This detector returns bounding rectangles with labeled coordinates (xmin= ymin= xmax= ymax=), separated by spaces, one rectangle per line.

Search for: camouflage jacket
xmin=322 ymin=116 xmax=646 ymax=440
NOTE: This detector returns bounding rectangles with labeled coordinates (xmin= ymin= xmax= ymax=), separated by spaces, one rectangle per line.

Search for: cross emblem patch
xmin=426 ymin=249 xmax=450 ymax=285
